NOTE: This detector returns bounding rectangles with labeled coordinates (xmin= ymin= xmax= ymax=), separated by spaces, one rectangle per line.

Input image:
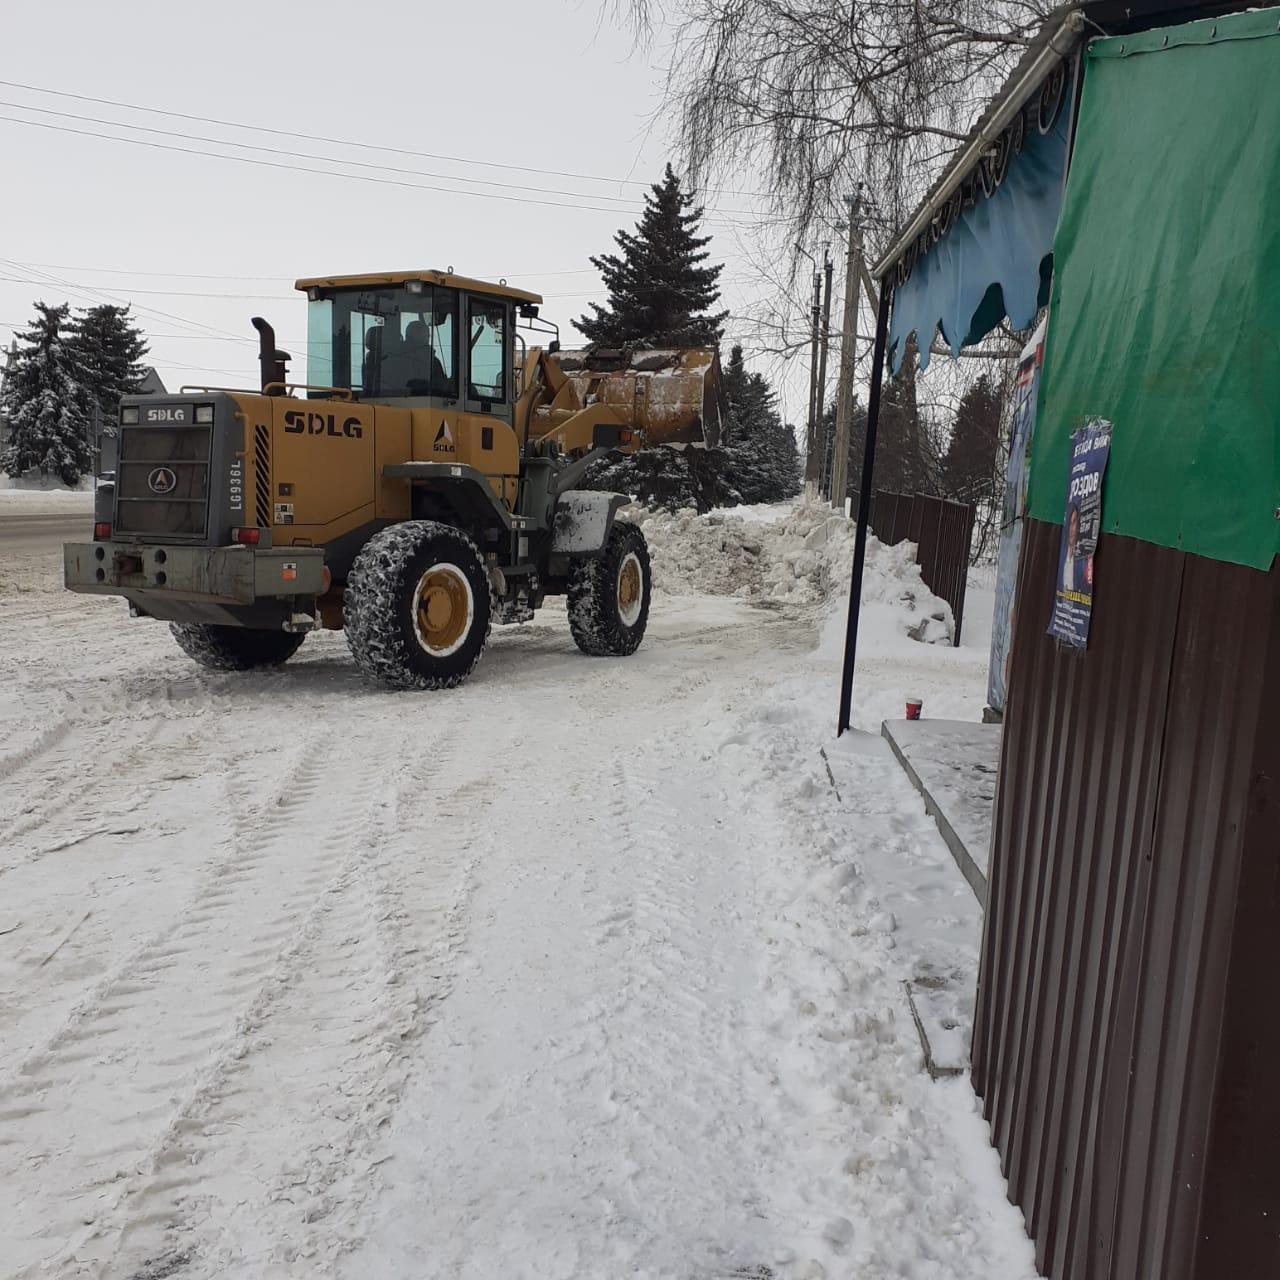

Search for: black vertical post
xmin=837 ymin=275 xmax=894 ymax=736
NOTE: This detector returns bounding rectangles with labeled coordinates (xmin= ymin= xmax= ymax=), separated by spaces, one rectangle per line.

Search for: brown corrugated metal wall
xmin=972 ymin=519 xmax=1280 ymax=1280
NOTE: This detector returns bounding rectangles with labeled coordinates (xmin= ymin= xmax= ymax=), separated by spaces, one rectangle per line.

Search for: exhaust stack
xmin=250 ymin=317 xmax=291 ymax=395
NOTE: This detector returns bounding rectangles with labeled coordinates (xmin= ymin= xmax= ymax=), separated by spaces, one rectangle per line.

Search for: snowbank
xmin=627 ymin=499 xmax=955 ymax=643
xmin=0 ymin=474 xmax=93 ymax=495
xmin=0 ymin=474 xmax=95 ymax=513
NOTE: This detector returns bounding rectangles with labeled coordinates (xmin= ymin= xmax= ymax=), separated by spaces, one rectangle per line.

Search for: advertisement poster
xmin=1047 ymin=417 xmax=1112 ymax=648
xmin=986 ymin=319 xmax=1046 ymax=716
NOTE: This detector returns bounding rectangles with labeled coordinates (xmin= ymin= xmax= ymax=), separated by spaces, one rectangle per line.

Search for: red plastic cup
xmin=905 ymin=698 xmax=923 ymax=721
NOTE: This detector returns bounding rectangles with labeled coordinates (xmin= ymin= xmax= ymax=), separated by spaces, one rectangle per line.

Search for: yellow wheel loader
xmin=64 ymin=270 xmax=721 ymax=689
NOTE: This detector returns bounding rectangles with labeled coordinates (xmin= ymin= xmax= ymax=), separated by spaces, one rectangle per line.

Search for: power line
xmin=0 ymin=78 xmax=775 ymax=201
xmin=0 ymin=257 xmax=254 ymax=345
xmin=0 ymin=100 xmax=683 ymax=214
xmin=0 ymin=113 xmax=759 ymax=227
xmin=10 ymin=261 xmax=611 ymax=282
xmin=0 ymin=276 xmax=294 ymax=301
xmin=0 ymin=274 xmax=618 ymax=303
xmin=0 ymin=322 xmax=301 ymax=344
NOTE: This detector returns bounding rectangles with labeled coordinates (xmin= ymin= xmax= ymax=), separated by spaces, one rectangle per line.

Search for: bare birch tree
xmin=620 ymin=0 xmax=1055 ymax=243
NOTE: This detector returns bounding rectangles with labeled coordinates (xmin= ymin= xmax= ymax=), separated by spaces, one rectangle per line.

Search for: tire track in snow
xmin=0 ymin=734 xmax=387 ymax=1277
xmin=0 ymin=665 xmax=232 ymax=864
xmin=0 ymin=717 xmax=330 ymax=1084
xmin=0 ymin=713 xmax=79 ymax=785
xmin=0 ymin=712 xmax=207 ymax=874
xmin=89 ymin=707 xmax=504 ymax=1277
xmin=588 ymin=752 xmax=776 ymax=1276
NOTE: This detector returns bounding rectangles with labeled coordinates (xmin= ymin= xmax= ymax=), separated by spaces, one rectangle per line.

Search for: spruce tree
xmin=941 ymin=372 xmax=1003 ymax=504
xmin=68 ymin=304 xmax=149 ymax=435
xmin=721 ymin=344 xmax=800 ymax=503
xmin=0 ymin=303 xmax=92 ymax=486
xmin=578 ymin=164 xmax=728 ymax=348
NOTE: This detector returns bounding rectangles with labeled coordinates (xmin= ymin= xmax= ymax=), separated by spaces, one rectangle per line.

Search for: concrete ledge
xmin=880 ymin=718 xmax=1000 ymax=909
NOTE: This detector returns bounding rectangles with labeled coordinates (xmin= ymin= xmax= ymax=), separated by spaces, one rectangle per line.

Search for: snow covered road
xmin=0 ymin=517 xmax=1036 ymax=1279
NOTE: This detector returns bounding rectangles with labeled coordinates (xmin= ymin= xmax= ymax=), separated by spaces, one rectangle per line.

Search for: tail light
xmin=94 ymin=522 xmax=112 ymax=540
xmin=232 ymin=526 xmax=261 ymax=546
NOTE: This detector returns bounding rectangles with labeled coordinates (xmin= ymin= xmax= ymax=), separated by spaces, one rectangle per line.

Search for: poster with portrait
xmin=1047 ymin=417 xmax=1112 ymax=648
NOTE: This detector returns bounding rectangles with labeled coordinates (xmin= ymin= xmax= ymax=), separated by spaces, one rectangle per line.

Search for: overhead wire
xmin=0 ymin=100 xmax=682 ymax=213
xmin=11 ymin=261 xmax=617 ymax=282
xmin=0 ymin=256 xmax=256 ymax=345
xmin=0 ymin=78 xmax=776 ymax=201
xmin=0 ymin=113 xmax=760 ymax=227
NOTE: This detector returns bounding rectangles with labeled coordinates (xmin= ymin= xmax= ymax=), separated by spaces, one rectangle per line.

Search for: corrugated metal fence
xmin=870 ymin=490 xmax=975 ymax=644
xmin=972 ymin=518 xmax=1280 ymax=1280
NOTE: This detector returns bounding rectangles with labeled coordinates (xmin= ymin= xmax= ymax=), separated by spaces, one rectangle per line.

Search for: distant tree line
xmin=1 ymin=303 xmax=148 ymax=486
xmin=819 ymin=337 xmax=1014 ymax=560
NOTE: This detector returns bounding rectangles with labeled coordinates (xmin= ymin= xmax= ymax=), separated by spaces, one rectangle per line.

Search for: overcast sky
xmin=0 ymin=0 xmax=800 ymax=409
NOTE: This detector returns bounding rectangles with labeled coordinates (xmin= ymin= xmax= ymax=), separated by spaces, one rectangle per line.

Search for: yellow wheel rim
xmin=412 ymin=564 xmax=474 ymax=657
xmin=617 ymin=552 xmax=643 ymax=627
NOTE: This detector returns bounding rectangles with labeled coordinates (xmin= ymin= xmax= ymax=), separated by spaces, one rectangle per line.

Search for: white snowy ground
xmin=0 ymin=502 xmax=1034 ymax=1280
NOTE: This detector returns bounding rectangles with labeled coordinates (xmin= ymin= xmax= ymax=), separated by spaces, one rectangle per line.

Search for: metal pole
xmin=837 ymin=273 xmax=894 ymax=737
xmin=829 ymin=189 xmax=863 ymax=511
xmin=814 ymin=247 xmax=834 ymax=481
xmin=802 ymin=265 xmax=823 ymax=493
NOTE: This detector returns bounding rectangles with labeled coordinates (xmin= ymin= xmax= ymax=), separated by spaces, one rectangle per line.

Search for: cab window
xmin=307 ymin=285 xmax=458 ymax=399
xmin=468 ymin=297 xmax=507 ymax=403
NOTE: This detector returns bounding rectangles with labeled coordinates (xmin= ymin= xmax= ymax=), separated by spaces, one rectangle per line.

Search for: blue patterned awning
xmin=888 ymin=83 xmax=1073 ymax=373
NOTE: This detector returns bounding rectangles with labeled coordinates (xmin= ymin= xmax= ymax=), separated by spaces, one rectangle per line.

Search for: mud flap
xmin=551 ymin=491 xmax=627 ymax=555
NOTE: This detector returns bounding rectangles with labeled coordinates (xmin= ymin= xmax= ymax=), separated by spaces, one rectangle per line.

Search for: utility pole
xmin=814 ymin=246 xmax=834 ymax=492
xmin=829 ymin=187 xmax=864 ymax=513
xmin=800 ymin=248 xmax=823 ymax=495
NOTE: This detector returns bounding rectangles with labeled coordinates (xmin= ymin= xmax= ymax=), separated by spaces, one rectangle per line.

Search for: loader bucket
xmin=547 ymin=348 xmax=724 ymax=447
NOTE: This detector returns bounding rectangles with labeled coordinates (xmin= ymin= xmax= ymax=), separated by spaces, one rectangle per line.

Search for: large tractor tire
xmin=170 ymin=623 xmax=305 ymax=671
xmin=567 ymin=521 xmax=651 ymax=657
xmin=344 ymin=520 xmax=491 ymax=690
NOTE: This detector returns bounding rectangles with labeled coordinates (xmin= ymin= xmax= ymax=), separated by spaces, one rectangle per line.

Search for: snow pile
xmin=0 ymin=474 xmax=94 ymax=501
xmin=627 ymin=498 xmax=955 ymax=642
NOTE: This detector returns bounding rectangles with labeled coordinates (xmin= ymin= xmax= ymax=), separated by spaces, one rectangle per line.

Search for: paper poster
xmin=1048 ymin=417 xmax=1112 ymax=648
xmin=987 ymin=319 xmax=1046 ymax=715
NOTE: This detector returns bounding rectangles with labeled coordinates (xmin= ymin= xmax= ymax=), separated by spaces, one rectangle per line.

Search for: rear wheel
xmin=567 ymin=521 xmax=651 ymax=656
xmin=344 ymin=520 xmax=491 ymax=690
xmin=170 ymin=623 xmax=305 ymax=671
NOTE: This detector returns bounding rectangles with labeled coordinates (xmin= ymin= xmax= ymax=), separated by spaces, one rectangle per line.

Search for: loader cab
xmin=298 ymin=270 xmax=542 ymax=425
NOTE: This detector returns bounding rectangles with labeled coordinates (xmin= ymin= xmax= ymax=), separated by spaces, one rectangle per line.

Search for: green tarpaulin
xmin=1029 ymin=9 xmax=1280 ymax=570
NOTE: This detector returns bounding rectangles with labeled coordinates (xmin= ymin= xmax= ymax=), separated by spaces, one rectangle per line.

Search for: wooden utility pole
xmin=829 ymin=189 xmax=864 ymax=513
xmin=802 ymin=262 xmax=823 ymax=494
xmin=814 ymin=247 xmax=834 ymax=491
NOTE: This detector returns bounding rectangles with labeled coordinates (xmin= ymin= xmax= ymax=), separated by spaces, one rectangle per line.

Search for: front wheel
xmin=170 ymin=623 xmax=305 ymax=671
xmin=567 ymin=522 xmax=651 ymax=656
xmin=344 ymin=520 xmax=491 ymax=690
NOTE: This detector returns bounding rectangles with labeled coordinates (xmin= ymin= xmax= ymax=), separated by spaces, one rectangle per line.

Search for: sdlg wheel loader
xmin=64 ymin=270 xmax=721 ymax=689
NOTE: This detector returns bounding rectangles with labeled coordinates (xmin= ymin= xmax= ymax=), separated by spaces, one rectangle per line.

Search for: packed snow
xmin=0 ymin=500 xmax=1033 ymax=1279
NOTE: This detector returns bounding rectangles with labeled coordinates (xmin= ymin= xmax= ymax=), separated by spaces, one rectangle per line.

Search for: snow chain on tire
xmin=170 ymin=623 xmax=305 ymax=672
xmin=344 ymin=520 xmax=493 ymax=690
xmin=567 ymin=521 xmax=651 ymax=657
